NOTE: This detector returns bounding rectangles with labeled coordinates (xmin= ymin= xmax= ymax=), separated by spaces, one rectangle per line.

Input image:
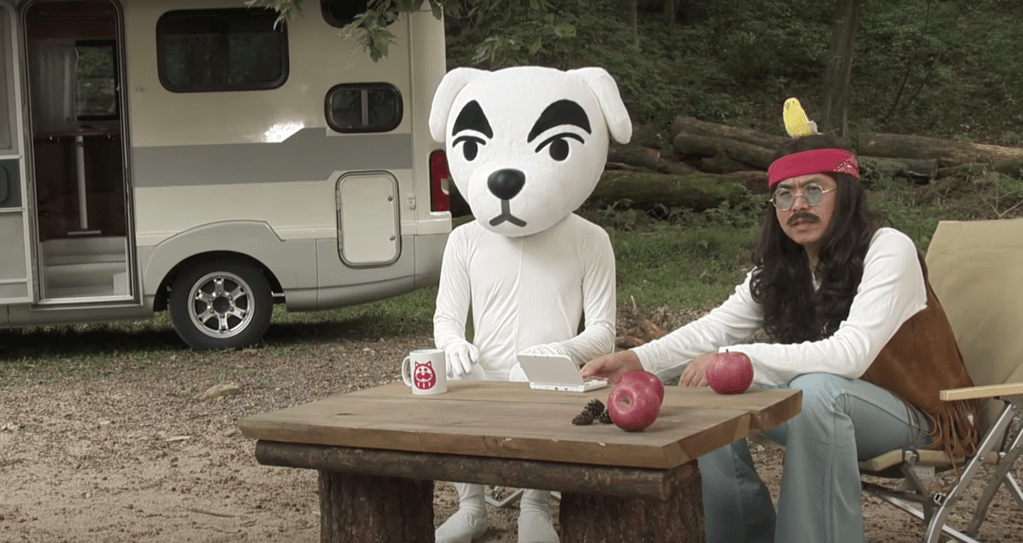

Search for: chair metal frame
xmin=861 ymin=392 xmax=1023 ymax=543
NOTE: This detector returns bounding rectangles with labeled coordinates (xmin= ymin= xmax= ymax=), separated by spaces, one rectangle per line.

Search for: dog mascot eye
xmin=453 ymin=135 xmax=486 ymax=161
xmin=535 ymin=133 xmax=584 ymax=162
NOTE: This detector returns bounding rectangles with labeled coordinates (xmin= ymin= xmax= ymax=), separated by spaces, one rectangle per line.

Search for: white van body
xmin=0 ymin=0 xmax=452 ymax=349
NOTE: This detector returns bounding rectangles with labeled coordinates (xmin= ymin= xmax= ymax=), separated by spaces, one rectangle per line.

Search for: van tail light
xmin=429 ymin=150 xmax=451 ymax=212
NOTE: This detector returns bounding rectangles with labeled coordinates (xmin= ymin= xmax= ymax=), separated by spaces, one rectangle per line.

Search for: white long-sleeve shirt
xmin=634 ymin=228 xmax=928 ymax=387
xmin=434 ymin=214 xmax=617 ymax=380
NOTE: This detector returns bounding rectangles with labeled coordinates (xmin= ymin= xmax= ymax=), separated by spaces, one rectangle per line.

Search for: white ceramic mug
xmin=401 ymin=349 xmax=448 ymax=395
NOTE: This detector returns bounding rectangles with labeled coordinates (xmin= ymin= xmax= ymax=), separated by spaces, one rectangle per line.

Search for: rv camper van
xmin=0 ymin=0 xmax=452 ymax=349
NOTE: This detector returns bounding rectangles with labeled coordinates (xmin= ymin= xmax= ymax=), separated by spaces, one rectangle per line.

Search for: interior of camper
xmin=23 ymin=0 xmax=131 ymax=301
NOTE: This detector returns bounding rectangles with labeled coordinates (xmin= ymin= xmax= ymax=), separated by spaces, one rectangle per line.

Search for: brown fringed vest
xmin=860 ymin=253 xmax=980 ymax=460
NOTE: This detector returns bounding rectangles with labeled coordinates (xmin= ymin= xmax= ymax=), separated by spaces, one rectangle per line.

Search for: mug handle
xmin=401 ymin=356 xmax=413 ymax=387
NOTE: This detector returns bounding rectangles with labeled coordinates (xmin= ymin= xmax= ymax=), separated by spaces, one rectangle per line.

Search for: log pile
xmin=592 ymin=116 xmax=1023 ymax=213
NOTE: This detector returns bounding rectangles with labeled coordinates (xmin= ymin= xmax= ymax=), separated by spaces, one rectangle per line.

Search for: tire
xmin=168 ymin=259 xmax=273 ymax=350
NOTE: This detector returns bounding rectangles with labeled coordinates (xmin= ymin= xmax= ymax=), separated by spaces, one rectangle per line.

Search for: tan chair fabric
xmin=925 ymin=217 xmax=1023 ymax=433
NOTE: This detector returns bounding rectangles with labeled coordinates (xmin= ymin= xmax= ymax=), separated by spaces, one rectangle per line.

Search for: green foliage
xmin=607 ymin=222 xmax=758 ymax=310
xmin=445 ymin=2 xmax=744 ymax=127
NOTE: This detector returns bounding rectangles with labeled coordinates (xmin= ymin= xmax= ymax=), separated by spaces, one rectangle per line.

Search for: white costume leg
xmin=436 ymin=482 xmax=488 ymax=543
xmin=517 ymin=488 xmax=559 ymax=543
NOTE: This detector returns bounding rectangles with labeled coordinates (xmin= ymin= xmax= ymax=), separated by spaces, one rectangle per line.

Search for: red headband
xmin=767 ymin=148 xmax=859 ymax=188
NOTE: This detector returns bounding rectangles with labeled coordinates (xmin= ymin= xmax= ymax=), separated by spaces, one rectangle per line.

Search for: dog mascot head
xmin=429 ymin=66 xmax=632 ymax=236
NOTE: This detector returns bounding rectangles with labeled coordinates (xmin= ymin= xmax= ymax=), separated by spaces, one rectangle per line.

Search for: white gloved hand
xmin=444 ymin=340 xmax=480 ymax=377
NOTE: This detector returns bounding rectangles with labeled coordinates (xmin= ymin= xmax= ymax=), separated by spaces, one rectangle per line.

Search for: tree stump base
xmin=318 ymin=471 xmax=434 ymax=543
xmin=559 ymin=462 xmax=704 ymax=543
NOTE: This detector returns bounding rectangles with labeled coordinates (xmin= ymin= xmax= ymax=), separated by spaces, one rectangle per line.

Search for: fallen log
xmin=587 ymin=170 xmax=749 ymax=212
xmin=672 ymin=133 xmax=774 ymax=170
xmin=933 ymin=158 xmax=1023 ymax=181
xmin=856 ymin=133 xmax=1023 ymax=167
xmin=607 ymin=143 xmax=697 ymax=176
xmin=672 ymin=116 xmax=788 ymax=151
xmin=857 ymin=157 xmax=938 ymax=182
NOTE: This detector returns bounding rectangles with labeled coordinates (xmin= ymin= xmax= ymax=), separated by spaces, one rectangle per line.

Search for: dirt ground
xmin=1 ymin=314 xmax=1022 ymax=543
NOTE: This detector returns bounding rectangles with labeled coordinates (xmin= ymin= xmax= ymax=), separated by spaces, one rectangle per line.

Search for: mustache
xmin=787 ymin=212 xmax=820 ymax=226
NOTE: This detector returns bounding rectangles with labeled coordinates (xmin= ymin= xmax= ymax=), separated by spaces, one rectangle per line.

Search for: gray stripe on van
xmin=132 ymin=129 xmax=413 ymax=187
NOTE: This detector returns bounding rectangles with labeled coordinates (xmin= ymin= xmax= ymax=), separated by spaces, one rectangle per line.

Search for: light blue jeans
xmin=699 ymin=372 xmax=930 ymax=543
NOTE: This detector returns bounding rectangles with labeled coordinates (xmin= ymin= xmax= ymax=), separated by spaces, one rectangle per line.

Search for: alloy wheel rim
xmin=187 ymin=271 xmax=254 ymax=339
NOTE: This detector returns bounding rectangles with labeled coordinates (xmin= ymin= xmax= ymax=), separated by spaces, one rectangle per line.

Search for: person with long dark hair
xmin=581 ymin=134 xmax=979 ymax=543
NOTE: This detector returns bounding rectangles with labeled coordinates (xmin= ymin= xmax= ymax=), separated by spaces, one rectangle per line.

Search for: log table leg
xmin=318 ymin=471 xmax=435 ymax=543
xmin=559 ymin=462 xmax=704 ymax=543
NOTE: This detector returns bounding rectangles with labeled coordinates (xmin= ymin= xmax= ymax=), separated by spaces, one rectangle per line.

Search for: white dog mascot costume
xmin=429 ymin=66 xmax=632 ymax=543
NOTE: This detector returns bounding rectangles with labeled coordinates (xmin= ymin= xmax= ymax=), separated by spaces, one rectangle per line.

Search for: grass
xmin=2 ymin=170 xmax=1021 ymax=366
xmin=608 ymin=221 xmax=758 ymax=311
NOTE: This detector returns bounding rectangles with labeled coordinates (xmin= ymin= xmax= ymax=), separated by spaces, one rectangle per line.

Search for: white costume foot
xmin=436 ymin=507 xmax=488 ymax=543
xmin=518 ymin=489 xmax=559 ymax=543
xmin=436 ymin=483 xmax=488 ymax=543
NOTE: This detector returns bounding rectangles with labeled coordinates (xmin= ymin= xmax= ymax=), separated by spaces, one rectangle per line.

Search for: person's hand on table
xmin=444 ymin=340 xmax=480 ymax=377
xmin=678 ymin=352 xmax=716 ymax=387
xmin=580 ymin=350 xmax=643 ymax=384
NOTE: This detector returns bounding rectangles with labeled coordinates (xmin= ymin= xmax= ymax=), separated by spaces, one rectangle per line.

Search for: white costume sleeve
xmin=632 ymin=271 xmax=764 ymax=381
xmin=539 ymin=227 xmax=617 ymax=366
xmin=634 ymin=228 xmax=928 ymax=387
xmin=433 ymin=227 xmax=472 ymax=352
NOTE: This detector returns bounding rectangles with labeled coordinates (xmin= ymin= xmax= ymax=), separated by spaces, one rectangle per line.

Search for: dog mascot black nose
xmin=487 ymin=168 xmax=525 ymax=200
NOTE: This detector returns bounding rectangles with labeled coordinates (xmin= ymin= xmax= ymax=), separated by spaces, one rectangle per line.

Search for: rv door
xmin=0 ymin=3 xmax=35 ymax=304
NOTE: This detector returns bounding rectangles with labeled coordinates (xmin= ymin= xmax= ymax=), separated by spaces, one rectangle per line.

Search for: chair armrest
xmin=940 ymin=382 xmax=1023 ymax=401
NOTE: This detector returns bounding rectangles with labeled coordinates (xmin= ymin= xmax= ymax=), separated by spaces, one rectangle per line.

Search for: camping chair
xmin=859 ymin=217 xmax=1023 ymax=543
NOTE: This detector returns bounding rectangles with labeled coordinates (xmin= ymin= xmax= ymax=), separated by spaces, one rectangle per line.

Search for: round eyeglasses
xmin=771 ymin=183 xmax=835 ymax=211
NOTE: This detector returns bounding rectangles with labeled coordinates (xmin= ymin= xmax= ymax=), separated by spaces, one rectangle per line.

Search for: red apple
xmin=705 ymin=351 xmax=754 ymax=395
xmin=607 ymin=371 xmax=662 ymax=431
xmin=619 ymin=369 xmax=665 ymax=405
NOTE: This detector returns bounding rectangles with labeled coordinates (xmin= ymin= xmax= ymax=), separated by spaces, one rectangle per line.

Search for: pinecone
xmin=584 ymin=398 xmax=606 ymax=417
xmin=572 ymin=411 xmax=595 ymax=425
xmin=597 ymin=409 xmax=613 ymax=424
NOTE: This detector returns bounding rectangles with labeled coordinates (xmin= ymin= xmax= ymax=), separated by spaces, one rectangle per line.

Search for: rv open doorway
xmin=24 ymin=0 xmax=134 ymax=303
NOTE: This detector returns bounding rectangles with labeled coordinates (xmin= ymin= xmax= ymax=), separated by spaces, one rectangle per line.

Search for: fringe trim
xmin=915 ymin=398 xmax=981 ymax=479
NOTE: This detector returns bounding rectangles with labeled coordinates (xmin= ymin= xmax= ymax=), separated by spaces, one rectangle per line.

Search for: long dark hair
xmin=750 ymin=134 xmax=885 ymax=343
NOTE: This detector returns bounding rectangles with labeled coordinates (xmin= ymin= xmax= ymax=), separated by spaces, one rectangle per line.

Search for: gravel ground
xmin=1 ymin=314 xmax=1021 ymax=543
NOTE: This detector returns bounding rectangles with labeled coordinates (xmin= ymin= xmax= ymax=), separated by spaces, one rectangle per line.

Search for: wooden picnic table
xmin=239 ymin=380 xmax=801 ymax=543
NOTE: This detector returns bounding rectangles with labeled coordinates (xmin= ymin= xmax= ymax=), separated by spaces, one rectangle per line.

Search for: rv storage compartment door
xmin=0 ymin=6 xmax=34 ymax=304
xmin=336 ymin=171 xmax=399 ymax=267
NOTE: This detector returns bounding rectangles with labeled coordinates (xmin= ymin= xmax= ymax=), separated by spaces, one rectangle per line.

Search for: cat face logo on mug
xmin=414 ymin=360 xmax=437 ymax=390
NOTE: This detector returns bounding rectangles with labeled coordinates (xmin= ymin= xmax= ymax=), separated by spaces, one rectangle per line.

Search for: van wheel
xmin=169 ymin=260 xmax=273 ymax=350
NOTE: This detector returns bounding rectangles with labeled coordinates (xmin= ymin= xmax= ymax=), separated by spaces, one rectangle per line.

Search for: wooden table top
xmin=239 ymin=381 xmax=801 ymax=470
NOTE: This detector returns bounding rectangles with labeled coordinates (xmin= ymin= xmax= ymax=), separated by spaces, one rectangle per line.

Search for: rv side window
xmin=321 ymin=0 xmax=369 ymax=27
xmin=157 ymin=8 xmax=288 ymax=93
xmin=325 ymin=83 xmax=403 ymax=133
xmin=75 ymin=40 xmax=118 ymax=121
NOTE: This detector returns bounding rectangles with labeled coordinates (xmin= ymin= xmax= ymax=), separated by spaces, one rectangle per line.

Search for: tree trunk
xmin=618 ymin=0 xmax=639 ymax=48
xmin=318 ymin=471 xmax=434 ymax=543
xmin=588 ymin=170 xmax=750 ymax=211
xmin=822 ymin=0 xmax=862 ymax=135
xmin=663 ymin=0 xmax=678 ymax=26
xmin=560 ymin=462 xmax=704 ymax=543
